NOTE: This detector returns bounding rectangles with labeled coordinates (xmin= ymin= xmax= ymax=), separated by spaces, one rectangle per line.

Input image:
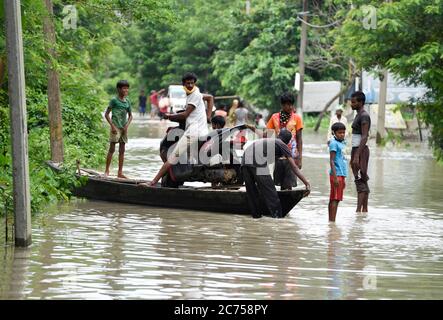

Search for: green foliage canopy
xmin=334 ymin=0 xmax=443 ymax=159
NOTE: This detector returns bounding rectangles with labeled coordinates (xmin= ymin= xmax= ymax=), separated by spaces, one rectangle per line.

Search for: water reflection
xmin=0 ymin=247 xmax=31 ymax=299
xmin=0 ymin=119 xmax=442 ymax=299
xmin=345 ymin=214 xmax=368 ymax=299
xmin=326 ymin=224 xmax=344 ymax=299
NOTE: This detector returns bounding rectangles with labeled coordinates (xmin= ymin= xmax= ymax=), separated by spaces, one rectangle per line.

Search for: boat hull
xmin=73 ymin=176 xmax=306 ymax=217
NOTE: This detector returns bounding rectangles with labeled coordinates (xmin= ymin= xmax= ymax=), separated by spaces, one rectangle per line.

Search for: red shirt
xmin=150 ymin=92 xmax=158 ymax=106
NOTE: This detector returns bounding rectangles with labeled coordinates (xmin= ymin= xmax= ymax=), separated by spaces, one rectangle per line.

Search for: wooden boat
xmin=48 ymin=161 xmax=308 ymax=217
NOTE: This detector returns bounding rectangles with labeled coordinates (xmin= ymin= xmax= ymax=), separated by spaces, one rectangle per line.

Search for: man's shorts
xmin=109 ymin=128 xmax=128 ymax=144
xmin=169 ymin=135 xmax=200 ymax=164
xmin=355 ymin=178 xmax=370 ymax=193
xmin=330 ymin=175 xmax=346 ymax=201
xmin=351 ymin=146 xmax=370 ymax=194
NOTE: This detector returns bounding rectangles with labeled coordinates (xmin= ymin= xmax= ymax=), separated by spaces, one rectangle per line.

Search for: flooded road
xmin=1 ymin=116 xmax=442 ymax=299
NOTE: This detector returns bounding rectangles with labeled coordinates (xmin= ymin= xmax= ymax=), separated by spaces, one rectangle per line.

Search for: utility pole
xmin=43 ymin=0 xmax=64 ymax=163
xmin=4 ymin=0 xmax=32 ymax=247
xmin=296 ymin=0 xmax=308 ymax=118
xmin=376 ymin=69 xmax=388 ymax=144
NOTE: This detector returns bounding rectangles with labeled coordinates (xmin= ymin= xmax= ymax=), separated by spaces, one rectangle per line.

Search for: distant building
xmin=303 ymin=81 xmax=341 ymax=113
xmin=361 ymin=71 xmax=427 ymax=104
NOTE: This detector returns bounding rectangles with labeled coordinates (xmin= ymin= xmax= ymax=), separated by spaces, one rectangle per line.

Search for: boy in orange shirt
xmin=266 ymin=92 xmax=303 ymax=189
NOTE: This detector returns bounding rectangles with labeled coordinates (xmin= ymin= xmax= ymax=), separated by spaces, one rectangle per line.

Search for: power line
xmin=296 ymin=16 xmax=342 ymax=28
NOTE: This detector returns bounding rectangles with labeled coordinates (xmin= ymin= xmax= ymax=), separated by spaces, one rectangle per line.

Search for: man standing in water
xmin=149 ymin=90 xmax=159 ymax=119
xmin=350 ymin=91 xmax=371 ymax=212
xmin=138 ymin=90 xmax=147 ymax=117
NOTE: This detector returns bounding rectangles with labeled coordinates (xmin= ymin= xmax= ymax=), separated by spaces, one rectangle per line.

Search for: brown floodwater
xmin=1 ymin=116 xmax=442 ymax=299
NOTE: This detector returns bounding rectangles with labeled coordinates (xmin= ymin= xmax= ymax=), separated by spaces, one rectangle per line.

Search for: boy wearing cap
xmin=327 ymin=105 xmax=348 ymax=142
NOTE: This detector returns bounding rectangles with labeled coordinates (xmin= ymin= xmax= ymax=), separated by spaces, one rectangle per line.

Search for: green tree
xmin=128 ymin=0 xmax=234 ymax=95
xmin=213 ymin=0 xmax=348 ymax=111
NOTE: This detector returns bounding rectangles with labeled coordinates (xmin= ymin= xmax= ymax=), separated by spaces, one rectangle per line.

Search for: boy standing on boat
xmin=328 ymin=122 xmax=348 ymax=222
xmin=104 ymin=80 xmax=133 ymax=178
xmin=241 ymin=129 xmax=310 ymax=219
xmin=148 ymin=72 xmax=214 ymax=186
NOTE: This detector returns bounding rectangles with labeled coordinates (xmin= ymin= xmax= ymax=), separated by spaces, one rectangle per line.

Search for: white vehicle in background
xmin=168 ymin=85 xmax=187 ymax=113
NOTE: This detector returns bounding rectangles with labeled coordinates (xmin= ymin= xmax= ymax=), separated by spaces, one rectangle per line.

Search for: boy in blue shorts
xmin=104 ymin=80 xmax=133 ymax=178
xmin=328 ymin=122 xmax=347 ymax=222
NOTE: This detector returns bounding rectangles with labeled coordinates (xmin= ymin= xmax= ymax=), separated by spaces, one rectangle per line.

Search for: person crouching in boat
xmin=148 ymin=72 xmax=214 ymax=187
xmin=211 ymin=115 xmax=225 ymax=131
xmin=241 ymin=129 xmax=311 ymax=219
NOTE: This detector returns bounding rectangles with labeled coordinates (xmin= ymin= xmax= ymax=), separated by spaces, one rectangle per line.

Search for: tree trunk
xmin=314 ymin=73 xmax=357 ymax=132
xmin=376 ymin=70 xmax=388 ymax=144
xmin=0 ymin=54 xmax=6 ymax=86
xmin=43 ymin=0 xmax=64 ymax=163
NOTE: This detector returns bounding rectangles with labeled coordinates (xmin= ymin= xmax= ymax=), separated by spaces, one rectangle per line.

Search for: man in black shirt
xmin=241 ymin=129 xmax=310 ymax=218
xmin=350 ymin=91 xmax=371 ymax=212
